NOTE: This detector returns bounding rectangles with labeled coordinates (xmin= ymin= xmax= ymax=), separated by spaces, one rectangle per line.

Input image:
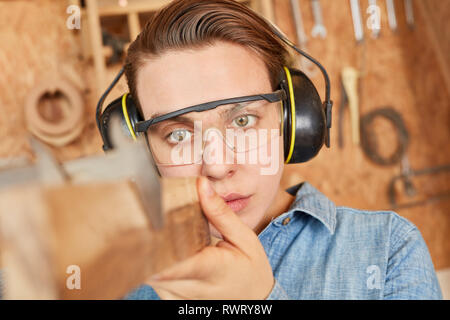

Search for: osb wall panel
xmin=274 ymin=0 xmax=450 ymax=270
xmin=0 ymin=0 xmax=107 ymax=162
xmin=0 ymin=1 xmax=448 ymax=270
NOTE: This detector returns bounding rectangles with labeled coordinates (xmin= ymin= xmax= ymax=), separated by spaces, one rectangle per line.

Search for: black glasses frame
xmin=134 ymin=89 xmax=287 ymax=133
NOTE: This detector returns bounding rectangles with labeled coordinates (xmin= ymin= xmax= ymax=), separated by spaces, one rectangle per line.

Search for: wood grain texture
xmin=0 ymin=177 xmax=210 ymax=299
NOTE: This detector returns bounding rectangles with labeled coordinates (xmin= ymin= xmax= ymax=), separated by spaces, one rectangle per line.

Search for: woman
xmin=122 ymin=0 xmax=442 ymax=300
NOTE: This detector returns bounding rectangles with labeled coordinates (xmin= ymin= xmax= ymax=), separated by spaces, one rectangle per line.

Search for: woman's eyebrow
xmin=147 ymin=114 xmax=195 ymax=133
xmin=218 ymin=102 xmax=249 ymax=118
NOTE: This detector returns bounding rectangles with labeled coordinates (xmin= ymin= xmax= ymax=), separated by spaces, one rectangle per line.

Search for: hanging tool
xmin=340 ymin=67 xmax=361 ymax=146
xmin=289 ymin=0 xmax=317 ymax=77
xmin=310 ymin=0 xmax=327 ymax=39
xmin=102 ymin=30 xmax=128 ymax=65
xmin=350 ymin=0 xmax=364 ymax=43
xmin=404 ymin=0 xmax=415 ymax=30
xmin=338 ymin=81 xmax=348 ymax=148
xmin=290 ymin=0 xmax=308 ymax=47
xmin=386 ymin=0 xmax=398 ymax=31
xmin=388 ymin=164 xmax=450 ymax=209
xmin=357 ymin=106 xmax=450 ymax=209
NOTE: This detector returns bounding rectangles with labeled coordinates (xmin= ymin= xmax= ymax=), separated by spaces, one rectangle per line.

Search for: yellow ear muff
xmin=121 ymin=93 xmax=137 ymax=141
xmin=283 ymin=66 xmax=296 ymax=164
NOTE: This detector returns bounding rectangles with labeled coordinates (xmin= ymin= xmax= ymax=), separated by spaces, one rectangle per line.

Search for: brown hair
xmin=124 ymin=0 xmax=289 ymax=113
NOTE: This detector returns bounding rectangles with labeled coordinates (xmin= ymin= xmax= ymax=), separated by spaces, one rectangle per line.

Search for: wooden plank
xmin=0 ymin=121 xmax=210 ymax=299
xmin=0 ymin=185 xmax=59 ymax=299
xmin=86 ymin=0 xmax=106 ymax=97
xmin=0 ymin=177 xmax=210 ymax=299
xmin=259 ymin=0 xmax=276 ymax=23
xmin=127 ymin=12 xmax=141 ymax=42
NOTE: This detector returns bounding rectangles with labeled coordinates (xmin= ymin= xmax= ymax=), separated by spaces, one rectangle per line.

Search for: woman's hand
xmin=146 ymin=176 xmax=275 ymax=299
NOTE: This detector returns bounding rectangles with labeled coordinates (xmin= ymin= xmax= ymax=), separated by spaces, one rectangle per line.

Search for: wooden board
xmin=0 ymin=177 xmax=210 ymax=299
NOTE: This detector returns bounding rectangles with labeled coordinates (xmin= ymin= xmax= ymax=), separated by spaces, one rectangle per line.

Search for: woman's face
xmin=136 ymin=41 xmax=285 ymax=237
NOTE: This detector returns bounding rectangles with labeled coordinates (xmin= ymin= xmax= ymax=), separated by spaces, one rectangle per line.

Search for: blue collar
xmin=283 ymin=181 xmax=337 ymax=235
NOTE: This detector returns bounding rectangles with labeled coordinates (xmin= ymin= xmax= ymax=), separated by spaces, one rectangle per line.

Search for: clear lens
xmin=146 ymin=100 xmax=282 ymax=165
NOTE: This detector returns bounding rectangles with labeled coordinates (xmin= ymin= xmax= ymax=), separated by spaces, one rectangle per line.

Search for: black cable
xmin=269 ymin=25 xmax=331 ymax=104
xmin=359 ymin=107 xmax=409 ymax=166
xmin=95 ymin=67 xmax=125 ymax=134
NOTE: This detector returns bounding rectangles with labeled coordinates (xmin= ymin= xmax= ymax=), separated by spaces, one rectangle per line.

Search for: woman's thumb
xmin=197 ymin=176 xmax=255 ymax=249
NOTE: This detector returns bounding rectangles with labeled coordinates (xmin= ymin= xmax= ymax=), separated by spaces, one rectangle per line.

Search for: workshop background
xmin=0 ymin=0 xmax=449 ymax=298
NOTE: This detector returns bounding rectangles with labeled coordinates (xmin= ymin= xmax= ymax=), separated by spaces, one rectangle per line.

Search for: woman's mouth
xmin=221 ymin=193 xmax=252 ymax=213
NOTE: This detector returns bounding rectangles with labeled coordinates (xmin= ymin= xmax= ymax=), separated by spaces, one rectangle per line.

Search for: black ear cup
xmin=279 ymin=67 xmax=327 ymax=164
xmin=99 ymin=94 xmax=142 ymax=151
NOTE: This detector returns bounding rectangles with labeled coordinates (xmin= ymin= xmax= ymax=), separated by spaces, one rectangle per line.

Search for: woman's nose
xmin=201 ymin=160 xmax=236 ymax=181
xmin=200 ymin=128 xmax=237 ymax=180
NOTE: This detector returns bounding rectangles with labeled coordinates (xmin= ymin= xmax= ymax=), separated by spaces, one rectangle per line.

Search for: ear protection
xmin=96 ymin=14 xmax=333 ymax=165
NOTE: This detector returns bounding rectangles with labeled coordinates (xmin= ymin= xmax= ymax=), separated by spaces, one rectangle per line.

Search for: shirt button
xmin=282 ymin=217 xmax=291 ymax=226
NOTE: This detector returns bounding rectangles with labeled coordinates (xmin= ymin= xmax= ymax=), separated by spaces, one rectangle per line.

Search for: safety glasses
xmin=135 ymin=89 xmax=286 ymax=166
xmin=134 ymin=89 xmax=286 ymax=132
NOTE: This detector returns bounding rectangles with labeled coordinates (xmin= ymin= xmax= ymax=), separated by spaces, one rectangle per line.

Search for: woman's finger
xmin=197 ymin=176 xmax=259 ymax=256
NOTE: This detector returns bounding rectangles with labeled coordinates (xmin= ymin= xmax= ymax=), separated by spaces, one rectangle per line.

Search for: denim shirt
xmin=0 ymin=182 xmax=442 ymax=300
xmin=124 ymin=181 xmax=442 ymax=300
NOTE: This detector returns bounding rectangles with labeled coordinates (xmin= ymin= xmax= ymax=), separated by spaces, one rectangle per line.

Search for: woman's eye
xmin=232 ymin=115 xmax=257 ymax=128
xmin=167 ymin=129 xmax=192 ymax=144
